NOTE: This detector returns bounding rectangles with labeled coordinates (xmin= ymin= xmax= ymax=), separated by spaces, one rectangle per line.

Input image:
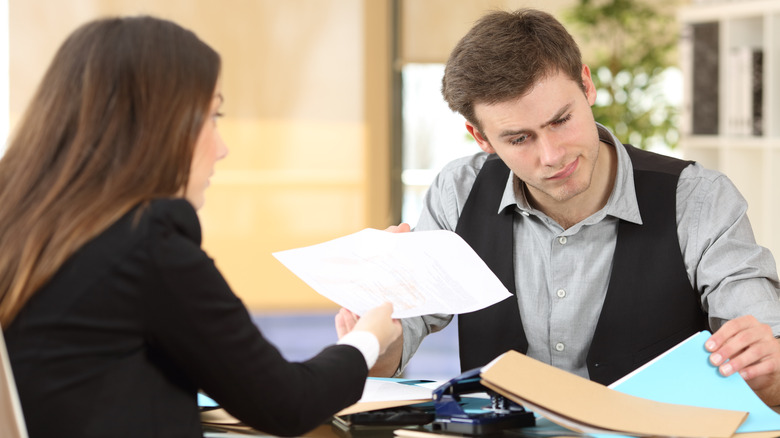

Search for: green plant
xmin=565 ymin=0 xmax=682 ymax=150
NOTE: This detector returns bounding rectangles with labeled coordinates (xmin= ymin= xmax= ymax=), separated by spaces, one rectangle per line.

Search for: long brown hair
xmin=442 ymin=9 xmax=584 ymax=132
xmin=0 ymin=16 xmax=221 ymax=327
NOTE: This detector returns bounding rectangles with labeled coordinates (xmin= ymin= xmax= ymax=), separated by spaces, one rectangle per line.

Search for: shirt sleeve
xmin=142 ymin=205 xmax=368 ymax=437
xmin=677 ymin=163 xmax=780 ymax=334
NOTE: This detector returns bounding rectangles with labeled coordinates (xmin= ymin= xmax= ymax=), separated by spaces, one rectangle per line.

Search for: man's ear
xmin=581 ymin=64 xmax=597 ymax=106
xmin=465 ymin=121 xmax=495 ymax=154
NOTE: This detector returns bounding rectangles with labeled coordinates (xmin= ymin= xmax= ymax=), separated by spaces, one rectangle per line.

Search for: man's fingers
xmin=707 ymin=315 xmax=759 ymax=351
xmin=711 ymin=326 xmax=765 ymax=363
xmin=738 ymin=355 xmax=779 ymax=381
xmin=714 ymin=345 xmax=758 ymax=376
xmin=715 ymin=323 xmax=772 ymax=361
xmin=384 ymin=223 xmax=411 ymax=233
xmin=335 ymin=308 xmax=359 ymax=338
xmin=707 ymin=316 xmax=778 ymax=380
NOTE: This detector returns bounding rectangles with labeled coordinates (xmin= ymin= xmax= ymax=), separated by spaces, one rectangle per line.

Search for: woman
xmin=0 ymin=16 xmax=401 ymax=437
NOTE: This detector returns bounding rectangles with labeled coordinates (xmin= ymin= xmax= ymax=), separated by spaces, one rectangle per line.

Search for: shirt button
xmin=555 ymin=343 xmax=565 ymax=352
xmin=556 ymin=289 xmax=566 ymax=298
xmin=558 ymin=236 xmax=567 ymax=245
xmin=521 ymin=211 xmax=530 ymax=217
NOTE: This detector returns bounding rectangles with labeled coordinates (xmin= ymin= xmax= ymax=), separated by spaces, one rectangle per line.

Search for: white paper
xmin=357 ymin=379 xmax=435 ymax=403
xmin=273 ymin=228 xmax=512 ymax=318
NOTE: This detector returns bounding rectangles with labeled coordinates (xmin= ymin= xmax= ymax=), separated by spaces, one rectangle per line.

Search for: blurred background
xmin=2 ymin=0 xmax=778 ymax=379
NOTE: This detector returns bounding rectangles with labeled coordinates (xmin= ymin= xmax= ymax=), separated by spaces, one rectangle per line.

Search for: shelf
xmin=680 ymin=136 xmax=780 ymax=150
xmin=680 ymin=0 xmax=780 ymax=23
xmin=679 ymin=1 xmax=780 ymax=257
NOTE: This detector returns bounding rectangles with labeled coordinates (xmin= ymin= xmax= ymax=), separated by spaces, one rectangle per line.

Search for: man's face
xmin=466 ymin=66 xmax=601 ymax=209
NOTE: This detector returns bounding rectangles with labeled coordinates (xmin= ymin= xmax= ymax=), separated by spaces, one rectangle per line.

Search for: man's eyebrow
xmin=498 ymin=128 xmax=530 ymax=139
xmin=540 ymin=102 xmax=573 ymax=128
xmin=497 ymin=102 xmax=574 ymax=139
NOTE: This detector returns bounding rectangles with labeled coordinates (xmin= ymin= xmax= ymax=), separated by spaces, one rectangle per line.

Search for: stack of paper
xmin=337 ymin=378 xmax=436 ymax=416
xmin=479 ymin=331 xmax=780 ymax=438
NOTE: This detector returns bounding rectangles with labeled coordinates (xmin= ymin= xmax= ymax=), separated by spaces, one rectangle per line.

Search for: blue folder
xmin=610 ymin=330 xmax=780 ymax=433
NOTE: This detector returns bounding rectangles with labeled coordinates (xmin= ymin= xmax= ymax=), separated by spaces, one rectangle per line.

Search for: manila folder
xmin=480 ymin=350 xmax=747 ymax=438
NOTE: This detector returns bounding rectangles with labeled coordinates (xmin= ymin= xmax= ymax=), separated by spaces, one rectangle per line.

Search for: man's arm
xmin=706 ymin=315 xmax=780 ymax=406
xmin=676 ymin=165 xmax=780 ymax=405
xmin=336 ymin=308 xmax=453 ymax=377
xmin=334 ymin=154 xmax=486 ymax=376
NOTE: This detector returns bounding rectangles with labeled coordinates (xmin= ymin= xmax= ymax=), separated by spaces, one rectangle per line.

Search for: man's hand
xmin=707 ymin=315 xmax=780 ymax=406
xmin=384 ymin=223 xmax=411 ymax=233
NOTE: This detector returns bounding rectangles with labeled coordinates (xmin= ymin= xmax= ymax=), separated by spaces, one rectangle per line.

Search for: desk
xmin=204 ymin=422 xmax=560 ymax=438
xmin=204 ymin=405 xmax=780 ymax=438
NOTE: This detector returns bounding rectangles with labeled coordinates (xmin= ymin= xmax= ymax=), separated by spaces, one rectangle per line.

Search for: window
xmin=401 ymin=63 xmax=479 ymax=226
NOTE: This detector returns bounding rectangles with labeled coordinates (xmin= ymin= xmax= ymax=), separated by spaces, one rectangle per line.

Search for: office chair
xmin=0 ymin=327 xmax=28 ymax=438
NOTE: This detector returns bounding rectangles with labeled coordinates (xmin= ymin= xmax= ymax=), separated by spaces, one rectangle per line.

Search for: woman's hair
xmin=0 ymin=16 xmax=221 ymax=327
xmin=441 ymin=8 xmax=584 ymax=133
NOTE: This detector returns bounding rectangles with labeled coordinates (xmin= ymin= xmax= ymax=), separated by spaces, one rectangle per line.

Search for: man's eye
xmin=510 ymin=134 xmax=529 ymax=145
xmin=552 ymin=113 xmax=572 ymax=126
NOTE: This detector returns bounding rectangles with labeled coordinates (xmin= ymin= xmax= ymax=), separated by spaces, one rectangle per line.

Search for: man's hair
xmin=0 ymin=16 xmax=221 ymax=326
xmin=442 ymin=8 xmax=584 ymax=132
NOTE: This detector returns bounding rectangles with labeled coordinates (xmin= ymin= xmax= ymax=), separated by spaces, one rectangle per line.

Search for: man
xmin=337 ymin=8 xmax=780 ymax=405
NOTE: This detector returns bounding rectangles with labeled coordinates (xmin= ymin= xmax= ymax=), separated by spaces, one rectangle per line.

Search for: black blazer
xmin=5 ymin=199 xmax=367 ymax=437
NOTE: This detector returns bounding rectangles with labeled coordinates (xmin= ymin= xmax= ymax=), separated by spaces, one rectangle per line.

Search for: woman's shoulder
xmin=142 ymin=198 xmax=202 ymax=245
xmin=73 ymin=198 xmax=201 ymax=270
xmin=136 ymin=198 xmax=215 ymax=272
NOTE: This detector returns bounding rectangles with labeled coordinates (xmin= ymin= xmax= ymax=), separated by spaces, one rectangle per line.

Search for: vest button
xmin=556 ymin=289 xmax=566 ymax=298
xmin=558 ymin=236 xmax=567 ymax=245
xmin=555 ymin=342 xmax=565 ymax=352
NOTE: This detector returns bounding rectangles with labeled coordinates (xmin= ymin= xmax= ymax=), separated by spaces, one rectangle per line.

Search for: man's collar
xmin=498 ymin=123 xmax=642 ymax=225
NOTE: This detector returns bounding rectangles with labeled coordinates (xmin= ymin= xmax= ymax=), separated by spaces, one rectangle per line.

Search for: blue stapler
xmin=430 ymin=367 xmax=535 ymax=435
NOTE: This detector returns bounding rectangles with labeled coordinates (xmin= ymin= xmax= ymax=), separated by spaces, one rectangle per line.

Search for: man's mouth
xmin=547 ymin=157 xmax=578 ymax=180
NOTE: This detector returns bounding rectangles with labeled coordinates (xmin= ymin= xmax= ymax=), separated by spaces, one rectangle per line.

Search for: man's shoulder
xmin=441 ymin=150 xmax=491 ymax=170
xmin=677 ymin=161 xmax=737 ymax=201
xmin=624 ymin=144 xmax=691 ymax=175
xmin=435 ymin=151 xmax=493 ymax=184
xmin=678 ymin=161 xmax=726 ymax=183
xmin=415 ymin=152 xmax=497 ymax=232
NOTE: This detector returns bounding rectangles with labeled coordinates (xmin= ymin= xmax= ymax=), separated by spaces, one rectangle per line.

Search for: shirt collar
xmin=498 ymin=123 xmax=643 ymax=225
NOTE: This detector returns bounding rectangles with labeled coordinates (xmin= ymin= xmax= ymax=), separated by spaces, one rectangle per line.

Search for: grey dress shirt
xmin=401 ymin=124 xmax=780 ymax=379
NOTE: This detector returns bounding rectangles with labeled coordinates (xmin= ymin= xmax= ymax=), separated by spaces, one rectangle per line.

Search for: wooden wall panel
xmin=400 ymin=0 xmax=575 ymax=64
xmin=8 ymin=0 xmax=390 ymax=311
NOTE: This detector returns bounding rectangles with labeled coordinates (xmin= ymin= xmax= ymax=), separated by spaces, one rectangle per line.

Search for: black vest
xmin=455 ymin=145 xmax=708 ymax=385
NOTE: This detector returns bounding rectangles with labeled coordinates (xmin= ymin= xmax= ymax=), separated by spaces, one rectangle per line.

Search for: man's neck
xmin=531 ymin=141 xmax=618 ymax=230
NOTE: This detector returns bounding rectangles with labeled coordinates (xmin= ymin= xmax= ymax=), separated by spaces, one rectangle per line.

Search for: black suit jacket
xmin=6 ymin=199 xmax=367 ymax=437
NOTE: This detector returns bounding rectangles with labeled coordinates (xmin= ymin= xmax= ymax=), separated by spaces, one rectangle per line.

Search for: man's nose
xmin=537 ymin=133 xmax=564 ymax=166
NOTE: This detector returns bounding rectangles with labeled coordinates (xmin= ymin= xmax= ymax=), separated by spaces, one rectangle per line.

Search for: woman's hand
xmin=337 ymin=303 xmax=401 ymax=357
xmin=350 ymin=303 xmax=401 ymax=355
xmin=336 ymin=304 xmax=404 ymax=377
